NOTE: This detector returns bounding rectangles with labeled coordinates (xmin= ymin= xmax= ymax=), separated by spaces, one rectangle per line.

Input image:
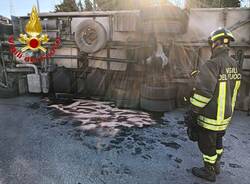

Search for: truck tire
xmin=140 ymin=84 xmax=177 ymax=112
xmin=75 ymin=20 xmax=107 ymax=53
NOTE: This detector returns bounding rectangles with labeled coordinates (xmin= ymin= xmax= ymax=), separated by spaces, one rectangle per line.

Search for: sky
xmin=0 ymin=0 xmax=249 ymax=18
xmin=0 ymin=0 xmax=61 ymax=18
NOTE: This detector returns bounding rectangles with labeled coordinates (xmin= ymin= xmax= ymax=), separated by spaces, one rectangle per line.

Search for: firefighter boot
xmin=215 ymin=154 xmax=222 ymax=175
xmin=192 ymin=162 xmax=216 ymax=182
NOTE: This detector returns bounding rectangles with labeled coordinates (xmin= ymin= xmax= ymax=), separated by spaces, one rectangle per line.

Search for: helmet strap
xmin=212 ymin=39 xmax=229 ymax=50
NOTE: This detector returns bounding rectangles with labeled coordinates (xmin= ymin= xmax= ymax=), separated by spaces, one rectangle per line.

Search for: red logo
xmin=8 ymin=6 xmax=61 ymax=63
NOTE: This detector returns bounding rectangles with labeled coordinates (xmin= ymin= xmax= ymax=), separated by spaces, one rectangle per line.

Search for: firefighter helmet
xmin=208 ymin=28 xmax=235 ymax=47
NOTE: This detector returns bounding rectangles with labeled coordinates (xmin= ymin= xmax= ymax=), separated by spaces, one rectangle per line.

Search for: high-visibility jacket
xmin=190 ymin=47 xmax=241 ymax=131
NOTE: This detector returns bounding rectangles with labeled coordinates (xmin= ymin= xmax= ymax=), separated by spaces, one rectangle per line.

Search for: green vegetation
xmin=55 ymin=0 xmax=79 ymax=12
xmin=187 ymin=0 xmax=241 ymax=8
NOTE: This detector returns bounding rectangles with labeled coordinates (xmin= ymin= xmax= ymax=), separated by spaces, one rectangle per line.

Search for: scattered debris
xmin=229 ymin=163 xmax=243 ymax=169
xmin=230 ymin=134 xmax=239 ymax=140
xmin=161 ymin=141 xmax=181 ymax=150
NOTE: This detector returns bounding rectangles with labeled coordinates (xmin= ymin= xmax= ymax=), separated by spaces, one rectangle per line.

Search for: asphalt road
xmin=0 ymin=96 xmax=249 ymax=184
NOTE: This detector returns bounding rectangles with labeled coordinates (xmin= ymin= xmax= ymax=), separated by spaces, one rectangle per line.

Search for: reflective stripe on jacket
xmin=190 ymin=47 xmax=241 ymax=131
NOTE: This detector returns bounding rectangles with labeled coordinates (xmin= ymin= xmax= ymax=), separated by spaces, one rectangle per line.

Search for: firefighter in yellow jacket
xmin=185 ymin=28 xmax=241 ymax=182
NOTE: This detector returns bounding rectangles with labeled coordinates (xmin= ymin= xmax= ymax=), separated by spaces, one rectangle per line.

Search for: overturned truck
xmin=1 ymin=5 xmax=250 ymax=112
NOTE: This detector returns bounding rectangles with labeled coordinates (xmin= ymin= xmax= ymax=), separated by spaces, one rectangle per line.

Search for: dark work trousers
xmin=197 ymin=126 xmax=225 ymax=159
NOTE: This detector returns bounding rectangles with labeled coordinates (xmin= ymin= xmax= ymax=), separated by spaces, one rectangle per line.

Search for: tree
xmin=55 ymin=0 xmax=173 ymax=12
xmin=78 ymin=0 xmax=84 ymax=11
xmin=95 ymin=0 xmax=125 ymax=10
xmin=221 ymin=0 xmax=241 ymax=7
xmin=55 ymin=0 xmax=79 ymax=12
xmin=84 ymin=0 xmax=93 ymax=11
xmin=95 ymin=0 xmax=171 ymax=10
xmin=186 ymin=0 xmax=241 ymax=8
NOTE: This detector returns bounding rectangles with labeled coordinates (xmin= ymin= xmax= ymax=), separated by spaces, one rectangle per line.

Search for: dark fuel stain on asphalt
xmin=160 ymin=141 xmax=182 ymax=150
xmin=229 ymin=163 xmax=243 ymax=168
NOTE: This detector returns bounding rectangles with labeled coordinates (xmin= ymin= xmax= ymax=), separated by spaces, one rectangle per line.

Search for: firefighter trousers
xmin=197 ymin=126 xmax=225 ymax=164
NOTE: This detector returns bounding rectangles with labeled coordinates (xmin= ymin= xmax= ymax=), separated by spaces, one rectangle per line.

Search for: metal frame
xmin=2 ymin=8 xmax=249 ymax=76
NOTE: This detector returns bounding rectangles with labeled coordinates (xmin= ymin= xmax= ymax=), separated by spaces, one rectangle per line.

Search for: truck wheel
xmin=75 ymin=20 xmax=107 ymax=53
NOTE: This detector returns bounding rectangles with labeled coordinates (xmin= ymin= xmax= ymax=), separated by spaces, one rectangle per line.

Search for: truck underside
xmin=0 ymin=6 xmax=250 ymax=112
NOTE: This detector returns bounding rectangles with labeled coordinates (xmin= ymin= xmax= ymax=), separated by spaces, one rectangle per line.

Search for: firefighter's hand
xmin=184 ymin=110 xmax=199 ymax=142
xmin=187 ymin=126 xmax=198 ymax=142
xmin=184 ymin=110 xmax=198 ymax=127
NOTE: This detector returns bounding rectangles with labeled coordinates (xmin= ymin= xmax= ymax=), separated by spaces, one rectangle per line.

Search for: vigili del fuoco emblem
xmin=8 ymin=6 xmax=61 ymax=63
xmin=18 ymin=6 xmax=49 ymax=52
